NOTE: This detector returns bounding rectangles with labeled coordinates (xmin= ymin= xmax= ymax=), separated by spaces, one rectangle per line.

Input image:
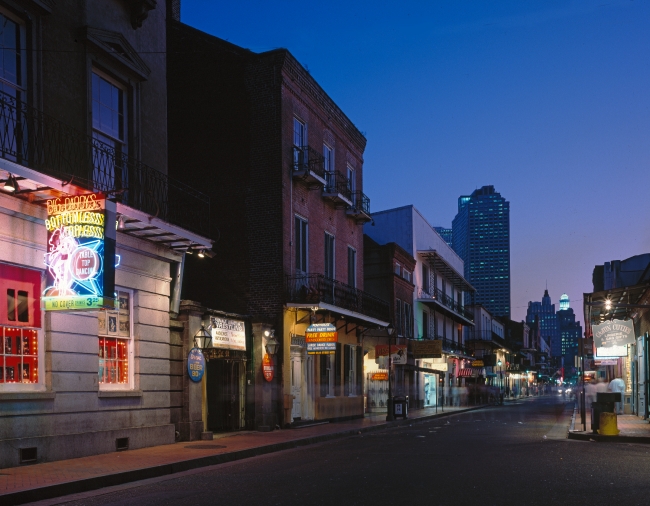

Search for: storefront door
xmin=206 ymin=359 xmax=244 ymax=431
xmin=291 ymin=351 xmax=302 ymax=420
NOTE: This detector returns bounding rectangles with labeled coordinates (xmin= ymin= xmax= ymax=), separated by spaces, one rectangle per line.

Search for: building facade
xmin=556 ymin=293 xmax=582 ymax=363
xmin=526 ymin=289 xmax=560 ymax=359
xmin=452 ymin=185 xmax=511 ymax=318
xmin=365 ymin=205 xmax=475 ymax=408
xmin=167 ymin=21 xmax=389 ymax=430
xmin=0 ymin=0 xmax=212 ymax=468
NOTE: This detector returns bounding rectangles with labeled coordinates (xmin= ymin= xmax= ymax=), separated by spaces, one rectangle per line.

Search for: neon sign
xmin=42 ymin=193 xmax=116 ymax=311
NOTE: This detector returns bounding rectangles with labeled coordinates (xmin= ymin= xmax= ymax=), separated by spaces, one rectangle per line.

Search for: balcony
xmin=465 ymin=330 xmax=506 ymax=348
xmin=322 ymin=171 xmax=352 ymax=208
xmin=345 ymin=191 xmax=371 ymax=223
xmin=286 ymin=273 xmax=390 ymax=324
xmin=418 ymin=334 xmax=473 ymax=357
xmin=292 ymin=146 xmax=326 ymax=188
xmin=0 ymin=91 xmax=210 ymax=240
xmin=417 ymin=286 xmax=474 ymax=325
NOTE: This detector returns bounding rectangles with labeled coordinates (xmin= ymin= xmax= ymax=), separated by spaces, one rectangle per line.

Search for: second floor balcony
xmin=292 ymin=145 xmax=326 ymax=188
xmin=345 ymin=190 xmax=372 ymax=223
xmin=322 ymin=170 xmax=353 ymax=208
xmin=465 ymin=329 xmax=506 ymax=347
xmin=0 ymin=91 xmax=210 ymax=241
xmin=285 ymin=273 xmax=390 ymax=324
xmin=417 ymin=286 xmax=475 ymax=325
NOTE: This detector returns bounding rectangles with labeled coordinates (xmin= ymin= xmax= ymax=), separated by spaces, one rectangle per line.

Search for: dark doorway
xmin=206 ymin=359 xmax=244 ymax=432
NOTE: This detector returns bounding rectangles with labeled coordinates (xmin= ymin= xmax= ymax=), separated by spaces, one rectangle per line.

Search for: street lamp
xmin=497 ymin=359 xmax=503 ymax=403
xmin=194 ymin=324 xmax=212 ymax=351
xmin=264 ymin=329 xmax=280 ymax=356
xmin=385 ymin=323 xmax=395 ymax=421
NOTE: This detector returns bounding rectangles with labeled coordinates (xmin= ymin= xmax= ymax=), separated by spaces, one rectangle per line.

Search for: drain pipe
xmin=170 ymin=253 xmax=186 ymax=315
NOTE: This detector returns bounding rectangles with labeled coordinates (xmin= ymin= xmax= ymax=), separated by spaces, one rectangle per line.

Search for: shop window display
xmin=98 ymin=290 xmax=132 ymax=387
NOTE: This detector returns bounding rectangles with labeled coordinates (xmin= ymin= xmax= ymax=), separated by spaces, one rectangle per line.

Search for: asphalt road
xmin=38 ymin=396 xmax=650 ymax=506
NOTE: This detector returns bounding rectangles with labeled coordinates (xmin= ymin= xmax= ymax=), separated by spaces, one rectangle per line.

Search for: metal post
xmin=580 ymin=336 xmax=586 ymax=431
xmin=386 ymin=334 xmax=394 ymax=421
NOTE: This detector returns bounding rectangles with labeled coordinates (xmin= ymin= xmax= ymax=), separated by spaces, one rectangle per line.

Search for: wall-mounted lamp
xmin=3 ymin=174 xmax=19 ymax=193
xmin=117 ymin=215 xmax=126 ymax=230
xmin=198 ymin=250 xmax=205 ymax=258
xmin=264 ymin=329 xmax=280 ymax=355
xmin=194 ymin=324 xmax=212 ymax=350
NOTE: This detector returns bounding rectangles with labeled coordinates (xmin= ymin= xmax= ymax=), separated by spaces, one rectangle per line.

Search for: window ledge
xmin=98 ymin=390 xmax=143 ymax=398
xmin=0 ymin=391 xmax=56 ymax=401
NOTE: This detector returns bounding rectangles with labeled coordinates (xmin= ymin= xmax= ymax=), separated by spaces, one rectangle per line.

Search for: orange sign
xmin=262 ymin=353 xmax=274 ymax=382
xmin=371 ymin=372 xmax=389 ymax=381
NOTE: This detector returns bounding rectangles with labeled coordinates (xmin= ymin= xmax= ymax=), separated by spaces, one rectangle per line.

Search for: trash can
xmin=591 ymin=393 xmax=618 ymax=434
xmin=393 ymin=396 xmax=408 ymax=419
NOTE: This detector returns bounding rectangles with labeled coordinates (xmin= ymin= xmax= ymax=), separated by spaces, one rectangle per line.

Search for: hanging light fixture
xmin=198 ymin=250 xmax=205 ymax=258
xmin=264 ymin=329 xmax=280 ymax=355
xmin=3 ymin=174 xmax=19 ymax=193
xmin=193 ymin=324 xmax=212 ymax=350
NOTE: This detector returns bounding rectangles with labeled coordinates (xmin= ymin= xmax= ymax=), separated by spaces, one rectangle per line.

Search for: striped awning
xmin=458 ymin=369 xmax=474 ymax=377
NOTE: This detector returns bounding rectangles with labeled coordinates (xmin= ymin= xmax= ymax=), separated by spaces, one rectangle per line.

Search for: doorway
xmin=206 ymin=359 xmax=245 ymax=431
xmin=291 ymin=347 xmax=314 ymax=421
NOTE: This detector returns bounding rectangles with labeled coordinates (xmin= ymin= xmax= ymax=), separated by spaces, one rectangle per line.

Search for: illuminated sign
xmin=375 ymin=344 xmax=408 ymax=365
xmin=209 ymin=316 xmax=246 ymax=351
xmin=187 ymin=348 xmax=205 ymax=382
xmin=262 ymin=353 xmax=274 ymax=381
xmin=596 ymin=344 xmax=627 ymax=358
xmin=306 ymin=323 xmax=337 ymax=355
xmin=42 ymin=193 xmax=116 ymax=311
xmin=593 ymin=319 xmax=635 ymax=348
xmin=410 ymin=340 xmax=442 ymax=359
xmin=370 ymin=372 xmax=388 ymax=381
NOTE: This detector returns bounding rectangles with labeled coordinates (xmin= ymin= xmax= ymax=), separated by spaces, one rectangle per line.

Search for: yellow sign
xmin=471 ymin=360 xmax=484 ymax=367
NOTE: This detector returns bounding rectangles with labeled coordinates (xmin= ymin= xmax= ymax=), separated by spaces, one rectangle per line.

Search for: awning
xmin=458 ymin=369 xmax=474 ymax=377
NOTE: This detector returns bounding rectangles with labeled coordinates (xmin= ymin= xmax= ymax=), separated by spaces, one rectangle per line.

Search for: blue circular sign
xmin=187 ymin=347 xmax=206 ymax=382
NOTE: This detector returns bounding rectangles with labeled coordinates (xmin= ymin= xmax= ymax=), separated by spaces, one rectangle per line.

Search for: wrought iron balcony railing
xmin=418 ymin=333 xmax=473 ymax=356
xmin=293 ymin=145 xmax=326 ymax=180
xmin=417 ymin=287 xmax=474 ymax=322
xmin=0 ymin=91 xmax=210 ymax=236
xmin=346 ymin=190 xmax=370 ymax=215
xmin=286 ymin=273 xmax=390 ymax=322
xmin=465 ymin=330 xmax=506 ymax=344
xmin=323 ymin=170 xmax=353 ymax=202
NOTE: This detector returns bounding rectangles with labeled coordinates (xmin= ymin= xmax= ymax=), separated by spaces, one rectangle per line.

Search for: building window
xmin=0 ymin=264 xmax=42 ymax=388
xmin=347 ymin=246 xmax=356 ymax=288
xmin=323 ymin=143 xmax=334 ymax=187
xmin=295 ymin=216 xmax=308 ymax=274
xmin=422 ymin=264 xmax=429 ymax=292
xmin=0 ymin=12 xmax=25 ymax=101
xmin=422 ymin=311 xmax=429 ymax=339
xmin=395 ymin=298 xmax=403 ymax=337
xmin=403 ymin=269 xmax=411 ymax=283
xmin=395 ymin=263 xmax=401 ymax=276
xmin=324 ymin=232 xmax=335 ymax=279
xmin=404 ymin=302 xmax=413 ymax=338
xmin=344 ymin=344 xmax=357 ymax=396
xmin=92 ymin=71 xmax=127 ymax=191
xmin=98 ymin=289 xmax=133 ymax=389
xmin=347 ymin=164 xmax=356 ymax=203
xmin=320 ymin=353 xmax=336 ymax=397
xmin=293 ymin=117 xmax=307 ymax=169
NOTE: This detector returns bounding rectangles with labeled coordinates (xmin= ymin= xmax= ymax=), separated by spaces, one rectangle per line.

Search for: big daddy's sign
xmin=41 ymin=193 xmax=116 ymax=311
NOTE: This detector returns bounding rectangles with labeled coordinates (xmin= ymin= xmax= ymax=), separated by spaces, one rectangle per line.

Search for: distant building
xmin=592 ymin=253 xmax=650 ymax=292
xmin=556 ymin=294 xmax=582 ymax=360
xmin=434 ymin=227 xmax=453 ymax=247
xmin=526 ymin=289 xmax=560 ymax=358
xmin=452 ymin=185 xmax=511 ymax=318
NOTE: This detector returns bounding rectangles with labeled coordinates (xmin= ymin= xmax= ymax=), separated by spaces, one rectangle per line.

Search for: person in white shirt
xmin=608 ymin=376 xmax=626 ymax=414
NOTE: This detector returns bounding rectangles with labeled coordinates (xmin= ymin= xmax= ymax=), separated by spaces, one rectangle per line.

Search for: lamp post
xmin=385 ymin=323 xmax=395 ymax=421
xmin=194 ymin=324 xmax=212 ymax=351
xmin=264 ymin=329 xmax=280 ymax=356
xmin=497 ymin=359 xmax=503 ymax=404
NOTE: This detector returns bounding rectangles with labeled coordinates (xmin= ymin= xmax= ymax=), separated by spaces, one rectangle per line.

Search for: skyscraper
xmin=452 ymin=185 xmax=510 ymax=317
xmin=556 ymin=293 xmax=582 ymax=360
xmin=526 ymin=289 xmax=560 ymax=358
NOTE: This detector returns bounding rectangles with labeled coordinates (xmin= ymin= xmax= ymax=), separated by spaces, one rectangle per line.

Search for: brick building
xmin=0 ymin=0 xmax=212 ymax=467
xmin=168 ymin=19 xmax=389 ymax=429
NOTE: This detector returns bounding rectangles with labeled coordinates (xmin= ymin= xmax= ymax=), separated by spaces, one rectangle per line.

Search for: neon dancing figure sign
xmin=42 ymin=193 xmax=116 ymax=311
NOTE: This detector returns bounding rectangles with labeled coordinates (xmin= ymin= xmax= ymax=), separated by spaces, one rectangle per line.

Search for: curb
xmin=567 ymin=431 xmax=650 ymax=444
xmin=2 ymin=404 xmax=488 ymax=505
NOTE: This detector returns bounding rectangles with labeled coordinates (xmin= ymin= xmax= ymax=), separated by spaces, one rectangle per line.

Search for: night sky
xmin=182 ymin=0 xmax=650 ymax=324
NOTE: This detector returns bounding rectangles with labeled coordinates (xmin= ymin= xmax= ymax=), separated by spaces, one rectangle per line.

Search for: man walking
xmin=608 ymin=376 xmax=626 ymax=415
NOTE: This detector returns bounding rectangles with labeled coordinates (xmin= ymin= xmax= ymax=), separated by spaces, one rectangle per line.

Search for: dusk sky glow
xmin=182 ymin=0 xmax=650 ymax=324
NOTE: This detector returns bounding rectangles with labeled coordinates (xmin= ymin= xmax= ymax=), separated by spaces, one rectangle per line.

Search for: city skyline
xmin=182 ymin=0 xmax=650 ymax=326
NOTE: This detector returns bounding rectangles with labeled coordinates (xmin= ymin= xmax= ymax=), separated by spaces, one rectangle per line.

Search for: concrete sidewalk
xmin=569 ymin=403 xmax=650 ymax=443
xmin=0 ymin=404 xmax=487 ymax=505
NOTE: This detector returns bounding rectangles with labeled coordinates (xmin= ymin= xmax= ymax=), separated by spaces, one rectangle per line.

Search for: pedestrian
xmin=585 ymin=381 xmax=596 ymax=410
xmin=452 ymin=385 xmax=459 ymax=407
xmin=608 ymin=375 xmax=626 ymax=414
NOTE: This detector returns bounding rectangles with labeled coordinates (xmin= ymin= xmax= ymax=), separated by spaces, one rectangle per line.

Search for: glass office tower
xmin=452 ymin=186 xmax=510 ymax=318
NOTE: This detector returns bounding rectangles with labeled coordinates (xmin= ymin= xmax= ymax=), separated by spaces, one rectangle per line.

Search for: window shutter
xmin=320 ymin=355 xmax=328 ymax=397
xmin=356 ymin=345 xmax=363 ymax=395
xmin=344 ymin=344 xmax=350 ymax=396
xmin=335 ymin=343 xmax=342 ymax=396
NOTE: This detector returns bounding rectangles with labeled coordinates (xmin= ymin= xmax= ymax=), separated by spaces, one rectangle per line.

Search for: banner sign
xmin=410 ymin=340 xmax=442 ymax=359
xmin=375 ymin=344 xmax=408 ymax=364
xmin=42 ymin=193 xmax=116 ymax=311
xmin=306 ymin=323 xmax=337 ymax=355
xmin=595 ymin=359 xmax=618 ymax=366
xmin=262 ymin=353 xmax=274 ymax=381
xmin=596 ymin=344 xmax=627 ymax=358
xmin=593 ymin=319 xmax=635 ymax=348
xmin=370 ymin=372 xmax=388 ymax=381
xmin=210 ymin=316 xmax=246 ymax=351
xmin=471 ymin=360 xmax=484 ymax=368
xmin=187 ymin=348 xmax=205 ymax=382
